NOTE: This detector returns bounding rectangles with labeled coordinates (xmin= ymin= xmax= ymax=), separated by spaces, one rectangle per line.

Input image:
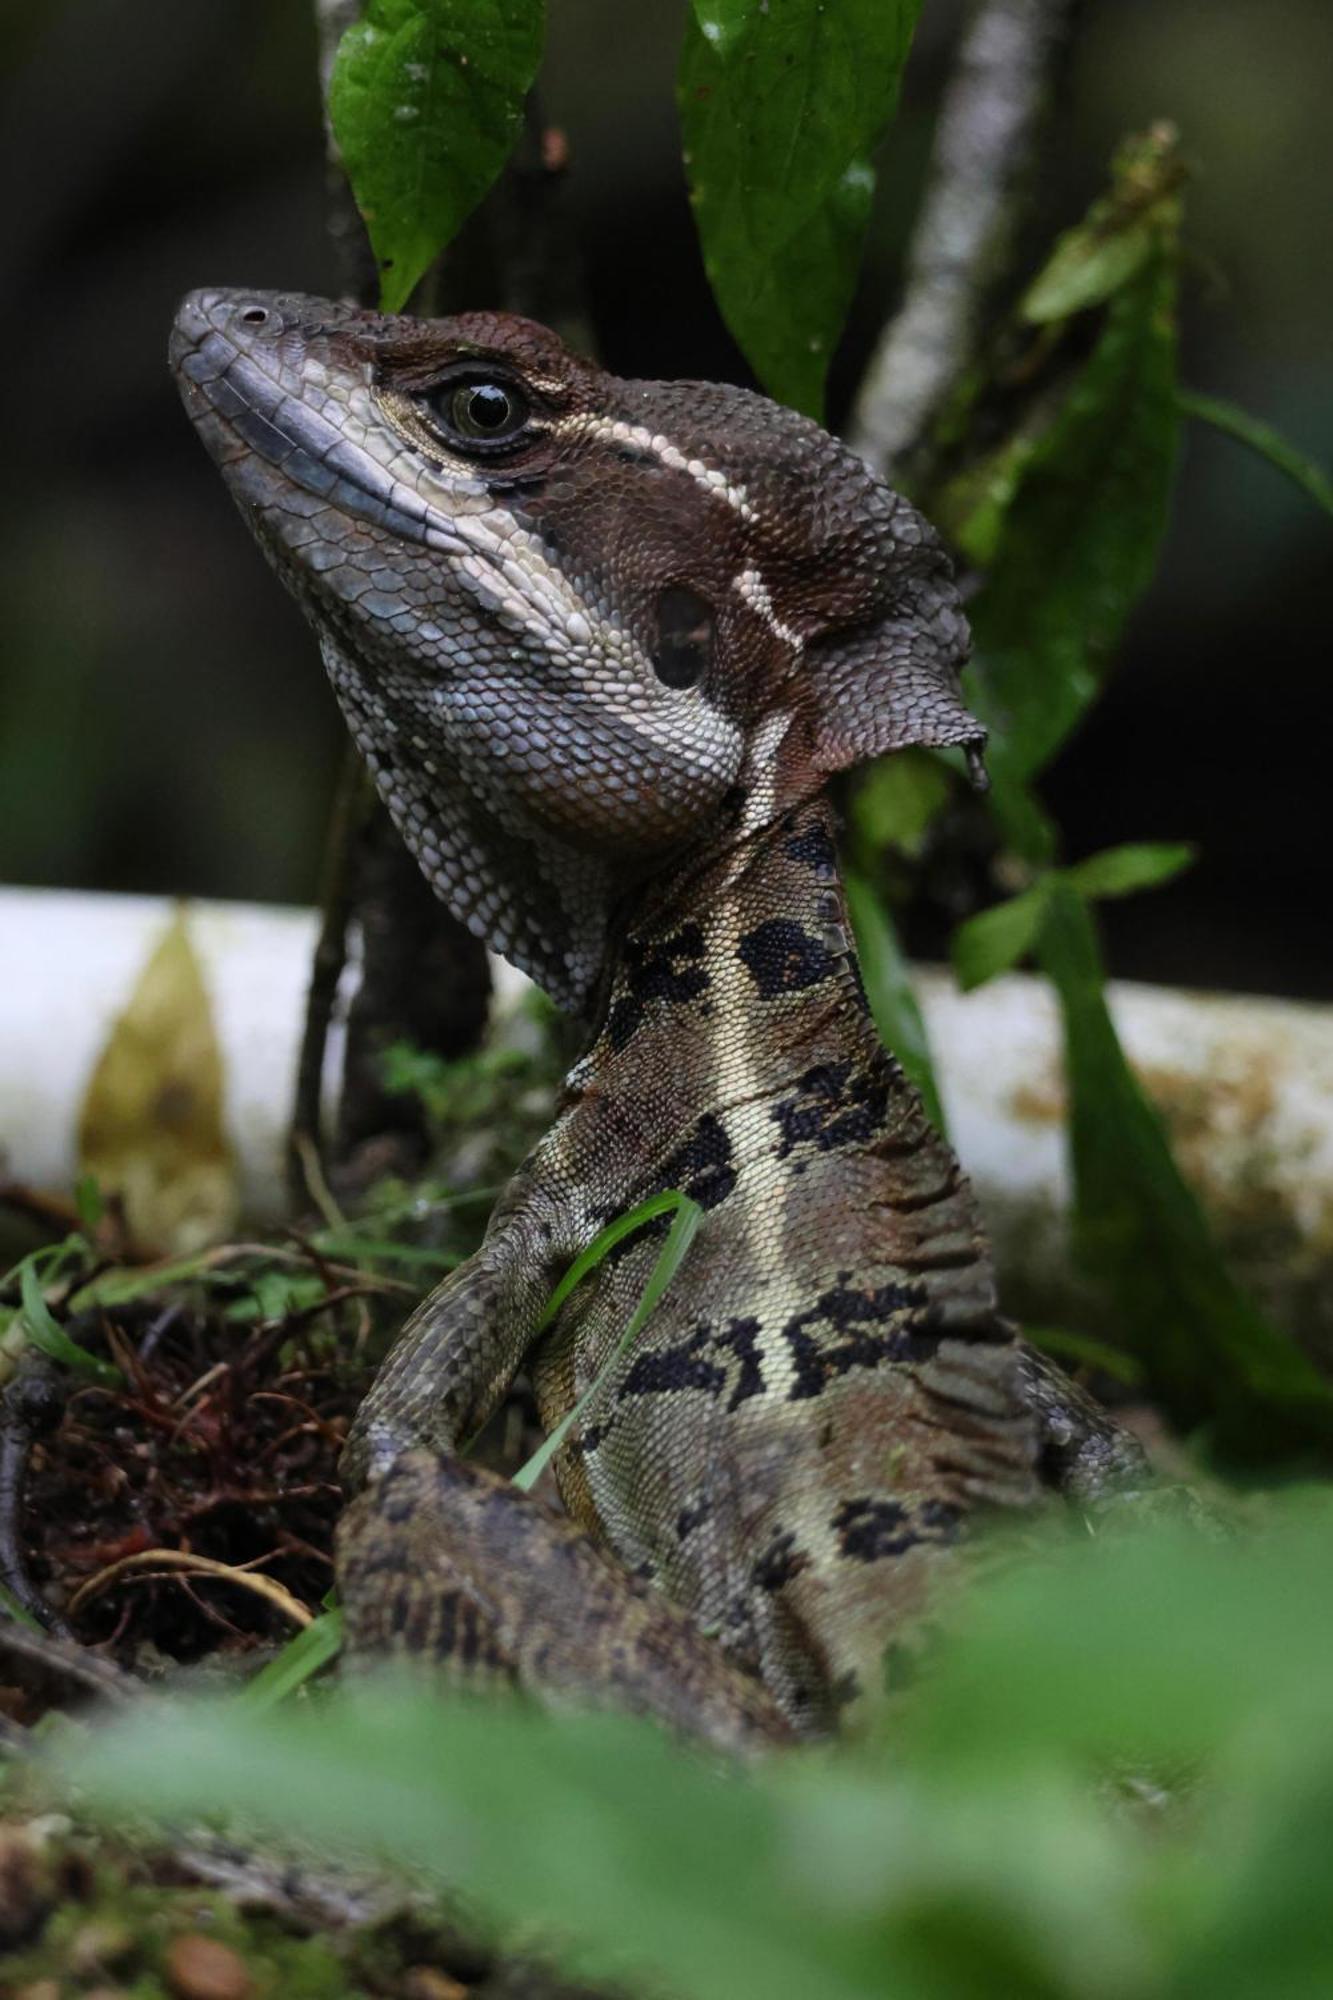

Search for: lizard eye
xmin=422 ymin=373 xmax=530 ymax=449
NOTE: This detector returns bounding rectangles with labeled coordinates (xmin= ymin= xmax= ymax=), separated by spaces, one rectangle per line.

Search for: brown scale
xmin=172 ymin=290 xmax=1150 ymax=1745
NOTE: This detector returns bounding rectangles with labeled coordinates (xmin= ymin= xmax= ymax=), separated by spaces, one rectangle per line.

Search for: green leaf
xmin=851 ymin=750 xmax=954 ymax=858
xmin=1020 ymin=126 xmax=1186 ymax=326
xmin=237 ymin=1609 xmax=345 ymax=1712
xmin=951 ymin=847 xmax=1193 ymax=991
xmin=1063 ymin=841 xmax=1196 ymax=900
xmin=222 ymin=1270 xmax=330 ymax=1325
xmin=844 ymin=872 xmax=946 ymax=1135
xmin=59 ymin=1500 xmax=1333 ymax=2000
xmin=0 ymin=1581 xmax=43 ymax=1630
xmin=1036 ymin=881 xmax=1333 ymax=1462
xmin=1021 ymin=220 xmax=1155 ymax=325
xmin=513 ymin=1192 xmax=704 ymax=1492
xmin=329 ymin=0 xmax=545 ymax=313
xmin=60 ymin=1692 xmax=886 ymax=2000
xmin=678 ymin=0 xmax=922 ymax=419
xmin=18 ymin=1260 xmax=122 ymax=1388
xmin=950 ymin=882 xmax=1050 ymax=993
xmin=936 ymin=429 xmax=1041 ymax=570
xmin=308 ymin=1229 xmax=462 ymax=1272
xmin=73 ymin=1172 xmax=104 ymax=1232
xmin=966 ymin=226 xmax=1181 ymax=814
xmin=68 ymin=1249 xmax=224 ymax=1310
xmin=1178 ymin=390 xmax=1333 ymax=523
xmin=908 ymin=1491 xmax=1333 ymax=1775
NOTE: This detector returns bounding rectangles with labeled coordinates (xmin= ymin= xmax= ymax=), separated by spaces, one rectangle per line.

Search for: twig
xmin=0 ymin=1618 xmax=135 ymax=1704
xmin=67 ymin=1549 xmax=314 ymax=1629
xmin=288 ymin=741 xmax=366 ymax=1207
xmin=314 ymin=0 xmax=381 ymax=304
xmin=0 ymin=1356 xmax=72 ymax=1634
xmin=848 ymin=0 xmax=1077 ymax=482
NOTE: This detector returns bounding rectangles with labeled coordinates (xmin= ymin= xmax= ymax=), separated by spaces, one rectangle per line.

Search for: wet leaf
xmin=678 ymin=0 xmax=921 ymax=419
xmin=77 ymin=910 xmax=238 ymax=1254
xmin=329 ymin=0 xmax=545 ymax=312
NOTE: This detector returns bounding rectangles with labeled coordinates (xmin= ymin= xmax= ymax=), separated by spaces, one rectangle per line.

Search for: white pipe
xmin=2 ymin=888 xmax=1329 ymax=1346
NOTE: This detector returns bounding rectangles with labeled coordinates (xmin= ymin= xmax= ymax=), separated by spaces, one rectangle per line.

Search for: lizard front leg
xmin=339 ymin=1160 xmax=570 ymax=1488
xmin=336 ymin=1154 xmax=795 ymax=1752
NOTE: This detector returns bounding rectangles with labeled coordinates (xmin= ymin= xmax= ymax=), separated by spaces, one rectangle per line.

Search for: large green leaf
xmin=63 ymin=1693 xmax=898 ymax=2000
xmin=678 ymin=0 xmax=922 ymax=419
xmin=329 ymin=0 xmax=545 ymax=313
xmin=1037 ymin=881 xmax=1333 ymax=1462
xmin=964 ymin=237 xmax=1180 ymax=807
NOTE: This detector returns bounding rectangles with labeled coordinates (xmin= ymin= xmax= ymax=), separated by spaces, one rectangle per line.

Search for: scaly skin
xmin=170 ymin=291 xmax=1145 ymax=1748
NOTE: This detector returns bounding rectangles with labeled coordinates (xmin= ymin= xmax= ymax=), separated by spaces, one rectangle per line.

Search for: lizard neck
xmin=565 ymin=787 xmax=952 ymax=1221
xmin=594 ymin=791 xmax=859 ymax=1074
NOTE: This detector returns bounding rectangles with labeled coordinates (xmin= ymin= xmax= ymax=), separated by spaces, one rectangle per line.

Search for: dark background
xmin=1 ymin=0 xmax=1328 ymax=998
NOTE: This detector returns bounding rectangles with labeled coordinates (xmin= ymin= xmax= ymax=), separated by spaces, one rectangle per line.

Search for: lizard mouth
xmin=169 ymin=287 xmax=655 ymax=690
xmin=170 ymin=288 xmax=450 ymax=555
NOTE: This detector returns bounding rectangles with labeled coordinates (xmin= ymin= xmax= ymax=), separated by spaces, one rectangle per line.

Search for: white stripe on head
xmin=554 ymin=414 xmax=760 ymax=525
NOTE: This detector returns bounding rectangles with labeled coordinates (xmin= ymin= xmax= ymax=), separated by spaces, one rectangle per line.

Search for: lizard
xmin=170 ymin=288 xmax=1146 ymax=1753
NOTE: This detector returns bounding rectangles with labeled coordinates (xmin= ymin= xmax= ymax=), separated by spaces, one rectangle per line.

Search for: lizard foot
xmin=336 ymin=1453 xmax=795 ymax=1758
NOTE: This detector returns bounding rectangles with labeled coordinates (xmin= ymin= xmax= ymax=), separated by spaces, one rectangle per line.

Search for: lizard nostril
xmin=238 ymin=304 xmax=271 ymax=327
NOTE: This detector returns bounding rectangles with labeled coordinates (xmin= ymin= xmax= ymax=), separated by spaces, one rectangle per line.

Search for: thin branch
xmin=0 ymin=1618 xmax=135 ymax=1705
xmin=314 ymin=0 xmax=380 ymax=303
xmin=848 ymin=0 xmax=1077 ymax=482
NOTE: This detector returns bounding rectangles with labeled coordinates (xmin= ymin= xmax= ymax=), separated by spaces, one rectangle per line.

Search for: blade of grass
xmin=514 ymin=1193 xmax=703 ymax=1492
xmin=0 ymin=1581 xmax=43 ymax=1631
xmin=236 ymin=1609 xmax=345 ymax=1712
xmin=308 ymin=1233 xmax=462 ymax=1273
xmin=18 ymin=1261 xmax=122 ymax=1387
xmin=535 ymin=1190 xmax=698 ymax=1333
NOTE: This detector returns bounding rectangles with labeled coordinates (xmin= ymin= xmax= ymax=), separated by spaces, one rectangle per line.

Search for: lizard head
xmin=171 ymin=289 xmax=982 ymax=1013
